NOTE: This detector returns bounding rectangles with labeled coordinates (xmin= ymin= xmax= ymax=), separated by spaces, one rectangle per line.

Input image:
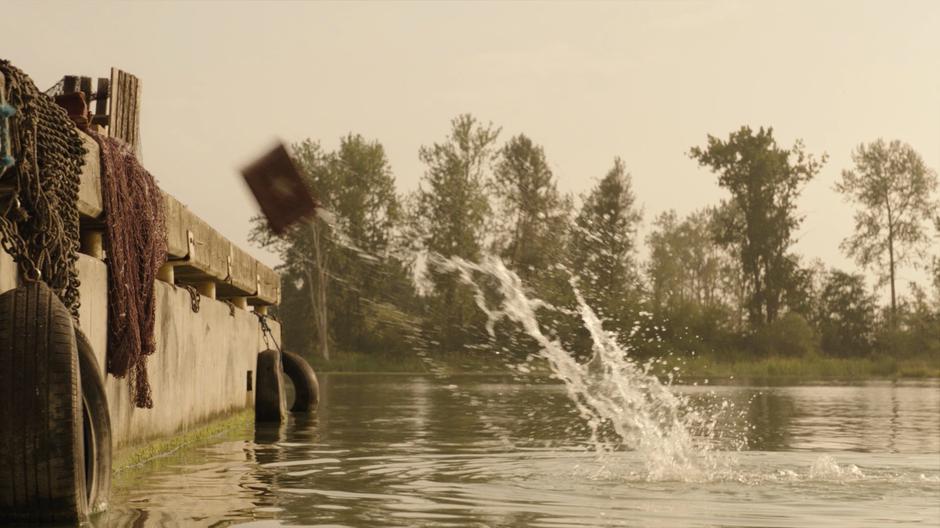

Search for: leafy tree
xmin=251 ymin=135 xmax=407 ymax=360
xmin=568 ymin=158 xmax=643 ymax=331
xmin=324 ymin=135 xmax=405 ymax=352
xmin=750 ymin=312 xmax=819 ymax=358
xmin=875 ymin=283 xmax=940 ymax=359
xmin=411 ymin=114 xmax=501 ymax=350
xmin=250 ymin=140 xmax=336 ymax=359
xmin=690 ymin=126 xmax=826 ymax=326
xmin=413 ymin=114 xmax=500 ymax=259
xmin=330 ymin=134 xmax=402 ymax=256
xmin=837 ymin=139 xmax=939 ymax=321
xmin=645 ymin=207 xmax=743 ymax=352
xmin=491 ymin=134 xmax=572 ymax=282
xmin=647 ymin=208 xmax=734 ymax=311
xmin=815 ymin=270 xmax=877 ymax=357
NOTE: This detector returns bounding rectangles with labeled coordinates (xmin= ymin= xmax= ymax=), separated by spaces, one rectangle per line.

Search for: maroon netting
xmin=92 ymin=133 xmax=166 ymax=408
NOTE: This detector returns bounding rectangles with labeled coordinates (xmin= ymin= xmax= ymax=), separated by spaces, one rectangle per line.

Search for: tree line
xmin=251 ymin=116 xmax=940 ymax=366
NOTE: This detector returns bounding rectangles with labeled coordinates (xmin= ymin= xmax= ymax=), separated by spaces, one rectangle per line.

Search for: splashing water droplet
xmin=431 ymin=255 xmax=743 ymax=481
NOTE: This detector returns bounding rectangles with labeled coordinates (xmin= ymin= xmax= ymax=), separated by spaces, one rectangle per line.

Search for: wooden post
xmin=255 ymin=305 xmax=268 ymax=316
xmin=108 ymin=68 xmax=142 ymax=160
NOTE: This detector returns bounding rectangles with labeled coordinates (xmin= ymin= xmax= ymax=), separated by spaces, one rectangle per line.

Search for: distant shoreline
xmin=308 ymin=352 xmax=940 ymax=382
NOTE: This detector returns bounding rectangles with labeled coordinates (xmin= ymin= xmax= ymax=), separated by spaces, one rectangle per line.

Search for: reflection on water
xmin=101 ymin=376 xmax=940 ymax=528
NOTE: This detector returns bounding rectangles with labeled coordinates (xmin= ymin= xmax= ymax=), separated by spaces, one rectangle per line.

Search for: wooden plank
xmin=108 ymin=68 xmax=122 ymax=139
xmin=79 ymin=77 xmax=93 ymax=98
xmin=121 ymin=71 xmax=130 ymax=149
xmin=129 ymin=75 xmax=141 ymax=159
xmin=107 ymin=69 xmax=143 ymax=160
xmin=120 ymin=71 xmax=130 ymax=145
xmin=94 ymin=77 xmax=108 ymax=117
xmin=110 ymin=68 xmax=141 ymax=159
xmin=63 ymin=75 xmax=78 ymax=94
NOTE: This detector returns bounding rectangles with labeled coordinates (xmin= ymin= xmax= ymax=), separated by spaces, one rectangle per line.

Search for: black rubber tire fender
xmin=255 ymin=349 xmax=287 ymax=423
xmin=0 ymin=281 xmax=89 ymax=522
xmin=281 ymin=350 xmax=320 ymax=413
xmin=75 ymin=328 xmax=112 ymax=515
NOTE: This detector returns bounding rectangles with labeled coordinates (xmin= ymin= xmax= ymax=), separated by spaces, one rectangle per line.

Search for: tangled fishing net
xmin=0 ymin=60 xmax=84 ymax=318
xmin=0 ymin=59 xmax=166 ymax=408
xmin=92 ymin=133 xmax=166 ymax=408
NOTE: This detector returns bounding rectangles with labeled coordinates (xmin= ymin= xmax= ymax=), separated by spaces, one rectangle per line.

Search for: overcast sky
xmin=5 ymin=1 xmax=939 ymax=292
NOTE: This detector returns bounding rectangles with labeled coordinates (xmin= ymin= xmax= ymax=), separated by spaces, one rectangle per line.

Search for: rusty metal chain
xmin=182 ymin=284 xmax=201 ymax=313
xmin=255 ymin=312 xmax=281 ymax=353
xmin=0 ymin=61 xmax=84 ymax=318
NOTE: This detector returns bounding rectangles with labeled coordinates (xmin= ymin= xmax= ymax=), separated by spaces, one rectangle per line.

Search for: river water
xmin=101 ymin=375 xmax=940 ymax=527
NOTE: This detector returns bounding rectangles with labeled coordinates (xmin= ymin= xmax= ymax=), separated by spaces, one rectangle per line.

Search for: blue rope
xmin=0 ymin=102 xmax=14 ymax=170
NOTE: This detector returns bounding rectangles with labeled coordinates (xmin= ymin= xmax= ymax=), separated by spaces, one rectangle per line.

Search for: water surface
xmin=103 ymin=375 xmax=940 ymax=527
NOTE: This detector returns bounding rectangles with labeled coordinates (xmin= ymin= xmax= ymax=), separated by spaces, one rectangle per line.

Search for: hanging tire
xmin=255 ymin=349 xmax=286 ymax=423
xmin=76 ymin=328 xmax=112 ymax=515
xmin=281 ymin=350 xmax=320 ymax=413
xmin=0 ymin=282 xmax=89 ymax=522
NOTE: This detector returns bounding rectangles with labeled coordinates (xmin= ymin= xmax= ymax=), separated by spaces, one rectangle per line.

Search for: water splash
xmin=809 ymin=455 xmax=865 ymax=480
xmin=323 ymin=230 xmax=745 ymax=481
xmin=432 ymin=254 xmax=743 ymax=481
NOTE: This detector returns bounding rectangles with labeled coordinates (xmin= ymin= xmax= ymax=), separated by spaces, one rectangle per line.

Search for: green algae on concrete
xmin=113 ymin=409 xmax=254 ymax=472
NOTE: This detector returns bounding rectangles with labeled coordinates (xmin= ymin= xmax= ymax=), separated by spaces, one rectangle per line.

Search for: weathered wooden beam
xmin=79 ymin=77 xmax=93 ymax=99
xmin=63 ymin=75 xmax=79 ymax=94
xmin=108 ymin=68 xmax=142 ymax=159
xmin=91 ymin=77 xmax=109 ymax=126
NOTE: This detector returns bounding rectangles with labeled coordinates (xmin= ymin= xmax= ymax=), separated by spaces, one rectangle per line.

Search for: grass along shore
xmin=308 ymin=350 xmax=940 ymax=381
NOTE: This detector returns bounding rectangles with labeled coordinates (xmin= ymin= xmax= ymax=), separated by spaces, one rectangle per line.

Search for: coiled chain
xmin=0 ymin=61 xmax=85 ymax=318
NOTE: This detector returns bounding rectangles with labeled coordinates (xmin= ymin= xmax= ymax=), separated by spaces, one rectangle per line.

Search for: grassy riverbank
xmin=674 ymin=354 xmax=940 ymax=381
xmin=309 ymin=350 xmax=940 ymax=381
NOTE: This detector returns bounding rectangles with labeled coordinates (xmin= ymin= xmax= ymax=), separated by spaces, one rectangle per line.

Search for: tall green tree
xmin=411 ymin=114 xmax=501 ymax=349
xmin=690 ymin=126 xmax=826 ymax=326
xmin=647 ymin=208 xmax=732 ymax=311
xmin=325 ymin=135 xmax=404 ymax=351
xmin=253 ymin=139 xmax=337 ymax=360
xmin=251 ymin=135 xmax=406 ymax=360
xmin=491 ymin=134 xmax=571 ymax=282
xmin=331 ymin=134 xmax=401 ymax=256
xmin=933 ymin=217 xmax=940 ymax=309
xmin=644 ymin=207 xmax=746 ymax=354
xmin=814 ymin=270 xmax=877 ymax=357
xmin=836 ymin=139 xmax=939 ymax=320
xmin=568 ymin=158 xmax=643 ymax=329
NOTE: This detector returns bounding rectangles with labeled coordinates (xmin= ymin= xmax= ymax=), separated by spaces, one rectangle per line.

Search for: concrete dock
xmin=0 ymin=129 xmax=282 ymax=452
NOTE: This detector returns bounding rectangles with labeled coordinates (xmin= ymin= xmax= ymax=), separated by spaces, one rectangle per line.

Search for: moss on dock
xmin=113 ymin=409 xmax=253 ymax=472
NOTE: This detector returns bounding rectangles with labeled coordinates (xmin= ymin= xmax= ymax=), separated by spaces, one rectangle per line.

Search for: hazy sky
xmin=5 ymin=1 xmax=939 ymax=291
